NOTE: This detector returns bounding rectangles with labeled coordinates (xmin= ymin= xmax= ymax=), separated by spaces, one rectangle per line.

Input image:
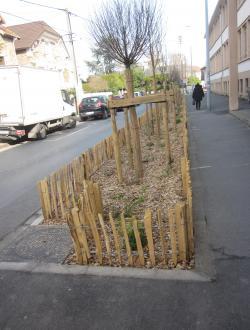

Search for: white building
xmin=209 ymin=0 xmax=250 ymax=109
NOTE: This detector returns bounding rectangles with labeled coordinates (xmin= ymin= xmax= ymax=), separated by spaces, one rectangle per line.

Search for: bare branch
xmin=90 ymin=0 xmax=161 ymax=68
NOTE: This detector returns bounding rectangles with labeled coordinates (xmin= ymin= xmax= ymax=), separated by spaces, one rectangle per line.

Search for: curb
xmin=0 ymin=261 xmax=212 ymax=282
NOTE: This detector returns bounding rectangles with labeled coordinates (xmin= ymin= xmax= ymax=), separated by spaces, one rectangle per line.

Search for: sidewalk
xmin=1 ymin=94 xmax=250 ymax=329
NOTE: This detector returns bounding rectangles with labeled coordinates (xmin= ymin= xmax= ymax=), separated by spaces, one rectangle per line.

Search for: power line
xmin=19 ymin=0 xmax=64 ymax=11
xmin=0 ymin=10 xmax=69 ymax=35
xmin=18 ymin=0 xmax=90 ymax=21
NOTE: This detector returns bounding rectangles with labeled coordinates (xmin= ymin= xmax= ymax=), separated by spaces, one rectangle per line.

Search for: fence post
xmin=110 ymin=109 xmax=123 ymax=183
xmin=175 ymin=202 xmax=188 ymax=262
xmin=109 ymin=213 xmax=122 ymax=265
xmin=132 ymin=217 xmax=145 ymax=266
xmin=157 ymin=209 xmax=167 ymax=265
xmin=144 ymin=209 xmax=155 ymax=266
xmin=168 ymin=208 xmax=178 ymax=266
xmin=124 ymin=108 xmax=133 ymax=168
xmin=162 ymin=101 xmax=172 ymax=164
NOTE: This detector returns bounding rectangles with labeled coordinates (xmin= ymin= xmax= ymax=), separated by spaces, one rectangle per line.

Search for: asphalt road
xmin=0 ymin=106 xmax=145 ymax=240
xmin=1 ymin=94 xmax=250 ymax=329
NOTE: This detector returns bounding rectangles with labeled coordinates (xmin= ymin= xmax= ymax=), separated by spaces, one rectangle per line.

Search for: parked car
xmin=79 ymin=96 xmax=110 ymax=121
xmin=111 ymin=95 xmax=124 ymax=112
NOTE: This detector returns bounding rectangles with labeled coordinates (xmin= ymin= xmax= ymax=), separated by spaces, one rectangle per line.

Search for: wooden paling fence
xmin=38 ymin=128 xmax=125 ymax=222
xmin=37 ymin=90 xmax=194 ymax=267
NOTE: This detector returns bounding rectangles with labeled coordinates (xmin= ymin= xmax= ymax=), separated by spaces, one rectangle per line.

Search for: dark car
xmin=79 ymin=96 xmax=110 ymax=121
xmin=111 ymin=95 xmax=124 ymax=112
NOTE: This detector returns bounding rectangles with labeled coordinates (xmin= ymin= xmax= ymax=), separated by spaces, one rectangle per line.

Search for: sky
xmin=0 ymin=0 xmax=218 ymax=79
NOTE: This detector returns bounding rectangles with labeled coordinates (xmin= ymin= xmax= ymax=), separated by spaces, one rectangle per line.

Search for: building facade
xmin=0 ymin=16 xmax=19 ymax=65
xmin=9 ymin=21 xmax=74 ymax=88
xmin=209 ymin=0 xmax=250 ymax=103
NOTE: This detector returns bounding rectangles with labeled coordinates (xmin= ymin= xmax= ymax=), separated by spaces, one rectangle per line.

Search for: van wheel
xmin=38 ymin=125 xmax=47 ymax=139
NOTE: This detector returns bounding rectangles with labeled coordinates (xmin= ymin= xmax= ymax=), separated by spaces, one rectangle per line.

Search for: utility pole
xmin=65 ymin=9 xmax=80 ymax=113
xmin=205 ymin=0 xmax=211 ymax=111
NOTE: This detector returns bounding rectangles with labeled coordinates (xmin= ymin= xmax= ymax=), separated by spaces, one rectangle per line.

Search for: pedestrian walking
xmin=192 ymin=83 xmax=204 ymax=110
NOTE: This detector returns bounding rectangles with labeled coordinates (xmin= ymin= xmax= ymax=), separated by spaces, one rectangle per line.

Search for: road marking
xmin=46 ymin=126 xmax=88 ymax=141
xmin=191 ymin=166 xmax=212 ymax=170
xmin=0 ymin=141 xmax=28 ymax=153
xmin=232 ymin=162 xmax=250 ymax=168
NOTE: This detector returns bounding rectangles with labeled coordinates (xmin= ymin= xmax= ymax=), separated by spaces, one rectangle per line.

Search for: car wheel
xmin=102 ymin=109 xmax=108 ymax=119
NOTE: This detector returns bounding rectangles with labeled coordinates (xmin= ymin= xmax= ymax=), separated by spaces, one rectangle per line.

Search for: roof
xmin=0 ymin=25 xmax=20 ymax=39
xmin=8 ymin=21 xmax=61 ymax=50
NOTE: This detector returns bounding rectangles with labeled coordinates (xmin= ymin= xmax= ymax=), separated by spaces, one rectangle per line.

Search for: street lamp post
xmin=205 ymin=0 xmax=211 ymax=111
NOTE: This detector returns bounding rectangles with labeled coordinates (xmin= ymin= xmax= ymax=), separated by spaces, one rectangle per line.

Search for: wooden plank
xmin=111 ymin=109 xmax=123 ymax=183
xmin=175 ymin=202 xmax=188 ymax=262
xmin=144 ymin=209 xmax=155 ymax=266
xmin=132 ymin=217 xmax=144 ymax=266
xmin=157 ymin=209 xmax=167 ymax=265
xmin=168 ymin=208 xmax=178 ymax=266
xmin=108 ymin=93 xmax=173 ymax=109
xmin=121 ymin=213 xmax=133 ymax=266
xmin=98 ymin=214 xmax=112 ymax=265
xmin=109 ymin=213 xmax=122 ymax=264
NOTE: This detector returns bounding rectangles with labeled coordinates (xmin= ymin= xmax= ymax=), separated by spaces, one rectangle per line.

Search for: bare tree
xmin=90 ymin=0 xmax=160 ymax=180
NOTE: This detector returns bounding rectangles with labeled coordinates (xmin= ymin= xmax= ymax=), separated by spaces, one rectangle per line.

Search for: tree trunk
xmin=125 ymin=67 xmax=143 ymax=179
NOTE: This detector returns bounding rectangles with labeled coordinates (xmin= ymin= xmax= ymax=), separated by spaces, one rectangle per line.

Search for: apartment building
xmin=209 ymin=0 xmax=250 ymax=109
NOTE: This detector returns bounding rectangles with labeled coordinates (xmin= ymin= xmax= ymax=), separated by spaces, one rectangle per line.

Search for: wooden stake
xmin=98 ymin=214 xmax=112 ymax=265
xmin=187 ymin=189 xmax=194 ymax=255
xmin=168 ymin=208 xmax=178 ymax=266
xmin=162 ymin=101 xmax=172 ymax=164
xmin=109 ymin=213 xmax=122 ymax=265
xmin=132 ymin=217 xmax=144 ymax=266
xmin=172 ymin=101 xmax=177 ymax=131
xmin=144 ymin=209 xmax=155 ymax=266
xmin=175 ymin=202 xmax=188 ymax=262
xmin=121 ymin=213 xmax=133 ymax=266
xmin=157 ymin=209 xmax=167 ymax=265
xmin=93 ymin=183 xmax=104 ymax=216
xmin=37 ymin=181 xmax=48 ymax=220
xmin=71 ymin=208 xmax=88 ymax=264
xmin=110 ymin=109 xmax=123 ymax=183
xmin=124 ymin=108 xmax=133 ymax=168
xmin=155 ymin=103 xmax=161 ymax=141
xmin=66 ymin=213 xmax=83 ymax=264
